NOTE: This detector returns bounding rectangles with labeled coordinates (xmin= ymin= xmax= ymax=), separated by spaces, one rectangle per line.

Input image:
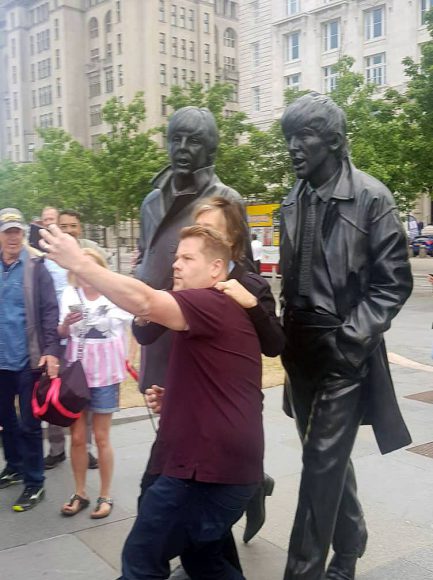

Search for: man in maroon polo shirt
xmin=40 ymin=223 xmax=264 ymax=580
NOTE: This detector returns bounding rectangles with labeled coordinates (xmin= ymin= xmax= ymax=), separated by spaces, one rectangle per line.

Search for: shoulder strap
xmin=75 ymin=289 xmax=87 ymax=361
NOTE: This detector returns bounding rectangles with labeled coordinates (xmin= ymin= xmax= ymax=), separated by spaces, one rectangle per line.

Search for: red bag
xmin=32 ymin=360 xmax=90 ymax=427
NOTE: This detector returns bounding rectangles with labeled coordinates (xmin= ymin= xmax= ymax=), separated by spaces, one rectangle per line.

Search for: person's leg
xmin=181 ymin=537 xmax=244 ymax=580
xmin=284 ymin=373 xmax=364 ymax=580
xmin=47 ymin=424 xmax=66 ymax=457
xmin=91 ymin=411 xmax=114 ymax=517
xmin=17 ymin=367 xmax=44 ymax=488
xmin=121 ymin=476 xmax=194 ymax=580
xmin=0 ymin=370 xmax=23 ymax=477
xmin=66 ymin=412 xmax=88 ymax=500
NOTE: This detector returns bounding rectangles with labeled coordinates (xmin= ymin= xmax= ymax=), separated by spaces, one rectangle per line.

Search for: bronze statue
xmin=279 ymin=93 xmax=413 ymax=580
xmin=135 ymin=106 xmax=249 ymax=390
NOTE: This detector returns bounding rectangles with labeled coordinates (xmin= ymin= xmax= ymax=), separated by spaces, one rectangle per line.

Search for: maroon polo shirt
xmin=149 ymin=287 xmax=264 ymax=485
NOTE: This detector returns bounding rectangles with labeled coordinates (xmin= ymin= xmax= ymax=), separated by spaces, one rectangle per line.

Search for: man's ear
xmin=328 ymin=131 xmax=344 ymax=154
xmin=211 ymin=258 xmax=225 ymax=280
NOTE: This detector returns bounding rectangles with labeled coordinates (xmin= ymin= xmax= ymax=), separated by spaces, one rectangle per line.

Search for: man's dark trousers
xmin=122 ymin=475 xmax=257 ymax=580
xmin=0 ymin=367 xmax=44 ymax=487
xmin=283 ymin=322 xmax=367 ymax=580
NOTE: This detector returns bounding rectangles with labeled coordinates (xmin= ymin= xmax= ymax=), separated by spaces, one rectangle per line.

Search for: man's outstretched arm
xmin=40 ymin=225 xmax=186 ymax=331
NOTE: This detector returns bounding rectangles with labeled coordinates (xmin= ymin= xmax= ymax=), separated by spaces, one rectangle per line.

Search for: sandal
xmin=90 ymin=496 xmax=113 ymax=519
xmin=61 ymin=493 xmax=90 ymax=517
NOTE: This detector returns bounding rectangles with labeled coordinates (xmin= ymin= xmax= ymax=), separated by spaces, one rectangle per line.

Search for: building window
xmin=286 ymin=0 xmax=300 ymax=16
xmin=90 ymin=48 xmax=100 ymax=63
xmin=14 ymin=118 xmax=19 ymax=136
xmin=117 ymin=33 xmax=122 ymax=54
xmin=160 ymin=63 xmax=167 ymax=84
xmin=251 ymin=86 xmax=260 ymax=112
xmin=204 ymin=43 xmax=210 ymax=63
xmin=32 ymin=90 xmax=37 ymax=108
xmin=11 ymin=38 xmax=16 ymax=57
xmin=173 ymin=67 xmax=179 ymax=85
xmin=230 ymin=83 xmax=238 ymax=102
xmin=171 ymin=5 xmax=177 ymax=26
xmin=105 ymin=11 xmax=112 ymax=33
xmin=13 ymin=92 xmax=18 ymax=110
xmin=172 ymin=37 xmax=178 ymax=57
xmin=323 ymin=65 xmax=338 ymax=93
xmin=251 ymin=41 xmax=260 ymax=67
xmin=190 ymin=70 xmax=196 ymax=82
xmin=31 ymin=64 xmax=35 ymax=82
xmin=90 ymin=104 xmax=102 ymax=126
xmin=189 ymin=41 xmax=195 ymax=61
xmin=365 ymin=52 xmax=386 ymax=85
xmin=38 ymin=58 xmax=51 ymax=79
xmin=284 ymin=31 xmax=300 ymax=61
xmin=159 ymin=0 xmax=165 ymax=22
xmin=56 ymin=77 xmax=62 ymax=98
xmin=224 ymin=27 xmax=236 ymax=48
xmin=421 ymin=0 xmax=433 ymax=24
xmin=224 ymin=56 xmax=236 ymax=71
xmin=57 ymin=106 xmax=62 ymax=127
xmin=181 ymin=68 xmax=187 ymax=87
xmin=106 ymin=43 xmax=112 ymax=62
xmin=364 ymin=6 xmax=385 ymax=40
xmin=38 ymin=85 xmax=52 ymax=107
xmin=37 ymin=29 xmax=50 ymax=53
xmin=89 ymin=17 xmax=99 ymax=39
xmin=12 ymin=66 xmax=17 ymax=84
xmin=7 ymin=127 xmax=12 ymax=145
xmin=105 ymin=67 xmax=114 ymax=92
xmin=5 ymin=98 xmax=11 ymax=120
xmin=160 ymin=33 xmax=166 ymax=53
xmin=179 ymin=7 xmax=185 ymax=27
xmin=204 ymin=72 xmax=210 ymax=90
xmin=39 ymin=112 xmax=53 ymax=128
xmin=251 ymin=1 xmax=259 ymax=22
xmin=204 ymin=12 xmax=210 ymax=33
xmin=188 ymin=9 xmax=194 ymax=31
xmin=285 ymin=72 xmax=301 ymax=90
xmin=89 ymin=72 xmax=101 ymax=97
xmin=56 ymin=49 xmax=61 ymax=69
xmin=54 ymin=19 xmax=59 ymax=41
xmin=30 ymin=36 xmax=35 ymax=56
xmin=323 ymin=20 xmax=340 ymax=52
xmin=161 ymin=95 xmax=167 ymax=116
xmin=91 ymin=134 xmax=102 ymax=151
xmin=118 ymin=64 xmax=124 ymax=86
xmin=116 ymin=1 xmax=121 ymax=23
xmin=181 ymin=38 xmax=186 ymax=59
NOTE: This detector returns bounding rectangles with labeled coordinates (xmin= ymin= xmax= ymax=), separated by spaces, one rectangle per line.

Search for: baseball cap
xmin=0 ymin=208 xmax=26 ymax=233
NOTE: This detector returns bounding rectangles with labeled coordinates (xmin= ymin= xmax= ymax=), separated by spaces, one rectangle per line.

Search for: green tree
xmin=400 ymin=10 xmax=433 ymax=199
xmin=94 ymin=92 xmax=167 ymax=226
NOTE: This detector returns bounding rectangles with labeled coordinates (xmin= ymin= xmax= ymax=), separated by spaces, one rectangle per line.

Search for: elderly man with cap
xmin=0 ymin=208 xmax=60 ymax=512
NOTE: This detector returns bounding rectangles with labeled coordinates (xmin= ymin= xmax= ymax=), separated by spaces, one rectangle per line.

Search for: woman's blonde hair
xmin=68 ymin=247 xmax=108 ymax=287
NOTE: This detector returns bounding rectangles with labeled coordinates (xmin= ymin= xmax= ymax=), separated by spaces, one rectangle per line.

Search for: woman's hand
xmin=215 ymin=279 xmax=258 ymax=309
xmin=145 ymin=385 xmax=165 ymax=414
xmin=58 ymin=311 xmax=83 ymax=338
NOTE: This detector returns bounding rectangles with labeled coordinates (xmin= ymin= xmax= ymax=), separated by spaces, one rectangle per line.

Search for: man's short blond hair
xmin=179 ymin=225 xmax=231 ymax=266
xmin=68 ymin=247 xmax=108 ymax=287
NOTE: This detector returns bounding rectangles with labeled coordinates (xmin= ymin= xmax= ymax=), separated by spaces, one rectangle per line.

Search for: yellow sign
xmin=246 ymin=204 xmax=280 ymax=227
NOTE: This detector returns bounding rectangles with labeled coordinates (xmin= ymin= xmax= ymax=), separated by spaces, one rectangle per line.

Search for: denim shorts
xmin=88 ymin=383 xmax=120 ymax=414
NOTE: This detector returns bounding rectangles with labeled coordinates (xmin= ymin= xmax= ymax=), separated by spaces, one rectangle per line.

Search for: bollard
xmin=271 ymin=265 xmax=277 ymax=282
xmin=408 ymin=246 xmax=414 ymax=258
xmin=419 ymin=246 xmax=427 ymax=258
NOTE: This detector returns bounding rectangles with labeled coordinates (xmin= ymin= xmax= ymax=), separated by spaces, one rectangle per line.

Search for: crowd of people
xmin=0 ymin=95 xmax=417 ymax=580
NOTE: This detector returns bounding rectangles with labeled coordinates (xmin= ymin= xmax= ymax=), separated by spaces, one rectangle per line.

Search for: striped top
xmin=60 ymin=286 xmax=132 ymax=388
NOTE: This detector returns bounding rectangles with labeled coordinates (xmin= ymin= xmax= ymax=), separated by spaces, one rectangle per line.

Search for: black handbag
xmin=32 ymin=290 xmax=90 ymax=426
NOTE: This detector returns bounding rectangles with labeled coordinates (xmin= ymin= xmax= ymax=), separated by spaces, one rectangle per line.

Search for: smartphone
xmin=69 ymin=304 xmax=84 ymax=313
xmin=29 ymin=223 xmax=45 ymax=250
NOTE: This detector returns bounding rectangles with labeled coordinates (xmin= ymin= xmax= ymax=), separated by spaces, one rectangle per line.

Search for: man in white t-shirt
xmin=251 ymin=233 xmax=263 ymax=274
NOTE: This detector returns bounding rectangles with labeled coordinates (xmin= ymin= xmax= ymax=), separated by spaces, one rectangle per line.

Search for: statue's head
xmin=167 ymin=107 xmax=219 ymax=180
xmin=281 ymin=92 xmax=348 ymax=181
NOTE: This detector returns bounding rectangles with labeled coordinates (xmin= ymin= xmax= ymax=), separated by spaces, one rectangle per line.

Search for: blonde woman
xmin=58 ymin=249 xmax=131 ymax=518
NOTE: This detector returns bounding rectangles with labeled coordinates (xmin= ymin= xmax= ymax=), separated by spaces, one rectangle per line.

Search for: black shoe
xmin=44 ymin=451 xmax=66 ymax=470
xmin=0 ymin=467 xmax=24 ymax=489
xmin=243 ymin=474 xmax=275 ymax=543
xmin=169 ymin=565 xmax=190 ymax=580
xmin=88 ymin=452 xmax=99 ymax=470
xmin=326 ymin=530 xmax=368 ymax=580
xmin=12 ymin=485 xmax=45 ymax=512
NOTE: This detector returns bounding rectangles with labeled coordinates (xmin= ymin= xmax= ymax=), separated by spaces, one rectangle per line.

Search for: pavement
xmin=1 ymin=257 xmax=433 ymax=580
